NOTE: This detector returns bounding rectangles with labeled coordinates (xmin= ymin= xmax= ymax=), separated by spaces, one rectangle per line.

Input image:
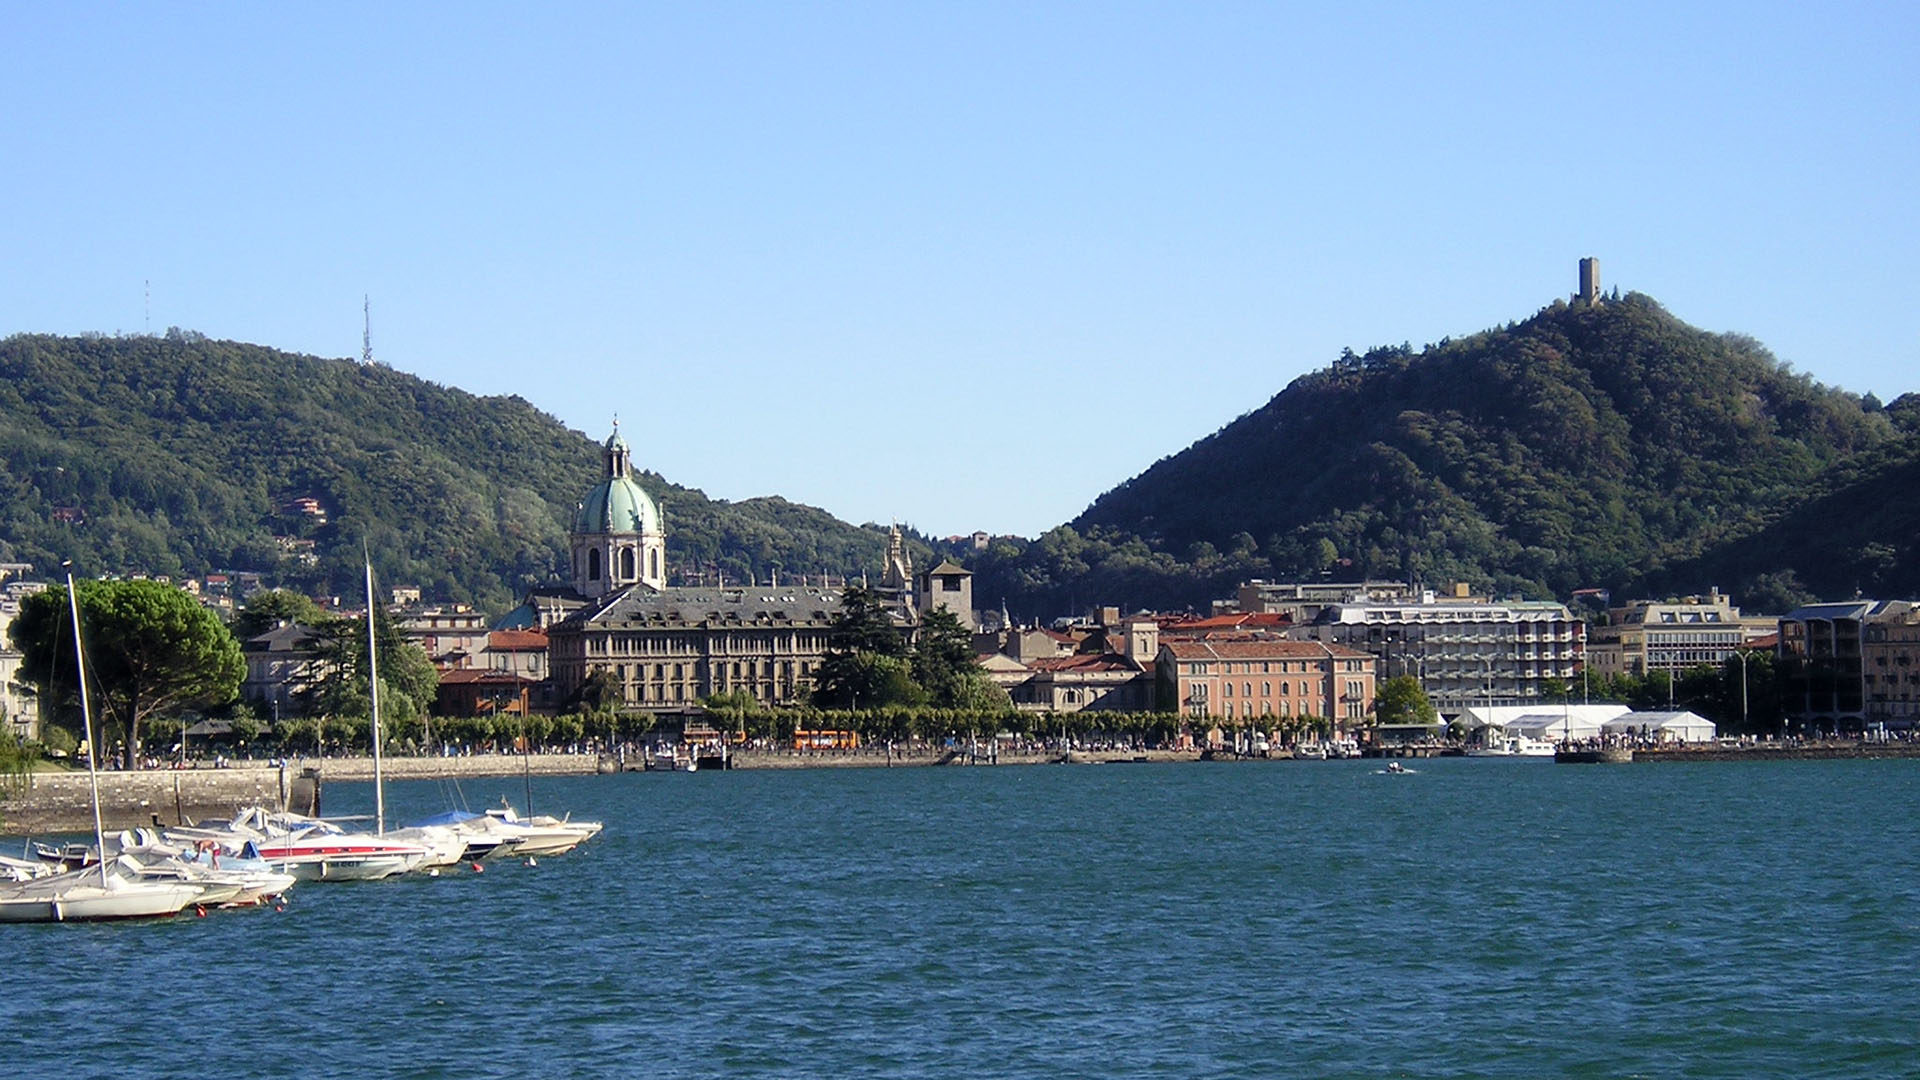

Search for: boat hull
xmin=0 ymin=882 xmax=201 ymax=923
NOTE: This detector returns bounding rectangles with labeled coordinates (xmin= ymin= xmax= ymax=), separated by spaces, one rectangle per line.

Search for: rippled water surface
xmin=8 ymin=758 xmax=1920 ymax=1078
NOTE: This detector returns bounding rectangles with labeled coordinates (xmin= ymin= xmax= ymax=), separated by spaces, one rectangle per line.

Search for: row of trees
xmin=7 ymin=581 xmax=442 ymax=768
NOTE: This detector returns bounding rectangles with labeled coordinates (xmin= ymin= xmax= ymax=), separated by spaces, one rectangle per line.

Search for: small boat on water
xmin=110 ymin=829 xmax=296 ymax=907
xmin=1467 ymin=734 xmax=1558 ymax=758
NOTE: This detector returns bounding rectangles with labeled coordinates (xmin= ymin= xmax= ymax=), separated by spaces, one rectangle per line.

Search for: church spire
xmin=880 ymin=523 xmax=912 ymax=592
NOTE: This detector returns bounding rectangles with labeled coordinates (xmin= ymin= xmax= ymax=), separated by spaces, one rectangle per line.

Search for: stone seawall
xmin=1634 ymin=742 xmax=1920 ymax=763
xmin=0 ymin=755 xmax=599 ymax=835
xmin=311 ymin=754 xmax=606 ymax=781
xmin=0 ymin=765 xmax=319 ymax=835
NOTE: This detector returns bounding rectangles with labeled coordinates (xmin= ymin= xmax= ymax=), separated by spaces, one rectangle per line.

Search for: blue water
xmin=7 ymin=759 xmax=1919 ymax=1078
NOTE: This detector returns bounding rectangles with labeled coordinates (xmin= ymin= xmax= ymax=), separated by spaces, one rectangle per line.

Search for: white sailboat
xmin=0 ymin=570 xmax=202 ymax=922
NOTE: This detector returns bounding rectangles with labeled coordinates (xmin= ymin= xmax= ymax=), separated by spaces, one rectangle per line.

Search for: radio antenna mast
xmin=362 ymin=295 xmax=373 ymax=365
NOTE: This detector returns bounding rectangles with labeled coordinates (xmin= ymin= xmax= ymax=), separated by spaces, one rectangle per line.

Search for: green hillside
xmin=967 ymin=293 xmax=1905 ymax=615
xmin=0 ymin=332 xmax=890 ymax=612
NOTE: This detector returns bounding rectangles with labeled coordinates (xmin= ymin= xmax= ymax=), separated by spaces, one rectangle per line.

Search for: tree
xmin=304 ymin=605 xmax=439 ymax=743
xmin=0 ymin=730 xmax=35 ymax=789
xmin=831 ymin=585 xmax=909 ymax=657
xmin=1373 ymin=674 xmax=1438 ymax=727
xmin=574 ymin=668 xmax=623 ymax=716
xmin=815 ymin=652 xmax=924 ymax=710
xmin=10 ymin=580 xmax=244 ymax=768
xmin=232 ymin=588 xmax=329 ymax=642
xmin=812 ymin=585 xmax=912 ymax=707
xmin=912 ymin=608 xmax=977 ymax=707
xmin=700 ymin=689 xmax=761 ymax=736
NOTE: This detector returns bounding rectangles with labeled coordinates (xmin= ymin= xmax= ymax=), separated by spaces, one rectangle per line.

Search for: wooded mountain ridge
xmin=0 ymin=332 xmax=895 ymax=612
xmin=4 ymin=291 xmax=1914 ymax=622
xmin=963 ymin=293 xmax=1917 ymax=616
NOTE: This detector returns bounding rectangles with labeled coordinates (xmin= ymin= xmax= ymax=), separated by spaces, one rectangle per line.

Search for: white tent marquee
xmin=1450 ymin=704 xmax=1629 ymax=733
xmin=1505 ymin=711 xmax=1608 ymax=741
xmin=1602 ymin=711 xmax=1717 ymax=743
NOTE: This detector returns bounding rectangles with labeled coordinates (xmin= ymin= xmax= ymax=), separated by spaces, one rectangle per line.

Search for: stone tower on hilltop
xmin=1577 ymin=257 xmax=1602 ymax=305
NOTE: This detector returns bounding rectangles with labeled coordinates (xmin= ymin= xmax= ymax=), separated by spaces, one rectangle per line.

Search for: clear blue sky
xmin=4 ymin=3 xmax=1914 ymax=539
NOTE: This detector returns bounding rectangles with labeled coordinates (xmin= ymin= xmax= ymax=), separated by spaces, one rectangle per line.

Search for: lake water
xmin=7 ymin=758 xmax=1919 ymax=1078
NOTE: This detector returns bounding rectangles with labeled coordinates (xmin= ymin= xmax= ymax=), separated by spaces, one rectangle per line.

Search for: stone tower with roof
xmin=917 ymin=559 xmax=976 ymax=630
xmin=570 ymin=423 xmax=667 ymax=598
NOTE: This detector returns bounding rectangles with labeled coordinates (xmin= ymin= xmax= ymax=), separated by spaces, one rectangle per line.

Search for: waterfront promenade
xmin=7 ymin=738 xmax=1913 ymax=833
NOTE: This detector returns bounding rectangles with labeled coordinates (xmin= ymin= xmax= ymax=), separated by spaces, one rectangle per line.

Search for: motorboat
xmin=481 ymin=802 xmax=603 ymax=856
xmin=0 ymin=854 xmax=55 ymax=883
xmin=379 ymin=822 xmax=470 ymax=870
xmin=400 ymin=810 xmax=526 ymax=862
xmin=169 ymin=808 xmax=429 ymax=882
xmin=110 ymin=829 xmax=296 ymax=906
xmin=250 ymin=824 xmax=429 ymax=881
xmin=1292 ymin=743 xmax=1329 ymax=760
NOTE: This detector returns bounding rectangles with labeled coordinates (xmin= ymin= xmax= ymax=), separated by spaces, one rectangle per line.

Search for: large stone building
xmin=1587 ymin=589 xmax=1774 ymax=677
xmin=240 ymin=622 xmax=330 ymax=721
xmin=1863 ymin=603 xmax=1920 ymax=733
xmin=545 ymin=427 xmax=844 ymax=713
xmin=1158 ymin=639 xmax=1377 ymax=732
xmin=1286 ymin=595 xmax=1584 ymax=713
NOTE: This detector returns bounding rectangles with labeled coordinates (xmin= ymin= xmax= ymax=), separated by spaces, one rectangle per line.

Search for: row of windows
xmin=1197 ymin=700 xmax=1325 ymax=720
xmin=1644 ymin=631 xmax=1742 ymax=646
xmin=1187 ymin=660 xmax=1335 ymax=677
xmin=609 ymin=659 xmax=814 ymax=681
xmin=588 ymin=633 xmax=826 ymax=656
xmin=1216 ymin=680 xmax=1322 ymax=698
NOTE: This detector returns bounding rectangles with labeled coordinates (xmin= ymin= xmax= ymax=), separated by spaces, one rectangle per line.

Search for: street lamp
xmin=1733 ymin=649 xmax=1750 ymax=734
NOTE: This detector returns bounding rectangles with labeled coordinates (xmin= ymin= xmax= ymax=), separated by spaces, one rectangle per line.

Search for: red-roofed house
xmin=1159 ymin=639 xmax=1376 ymax=733
xmin=435 ymin=668 xmax=540 ymax=718
xmin=485 ymin=629 xmax=549 ymax=680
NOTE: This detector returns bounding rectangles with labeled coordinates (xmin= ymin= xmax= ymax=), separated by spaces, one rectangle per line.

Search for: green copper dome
xmin=574 ymin=475 xmax=661 ymax=535
xmin=573 ymin=425 xmax=663 ymax=535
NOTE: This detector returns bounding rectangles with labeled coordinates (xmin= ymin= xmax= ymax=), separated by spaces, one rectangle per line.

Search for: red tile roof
xmin=1026 ymin=654 xmax=1141 ymax=674
xmin=488 ymin=629 xmax=548 ymax=650
xmin=437 ymin=669 xmax=539 ymax=686
xmin=1161 ymin=640 xmax=1371 ymax=661
xmin=1168 ymin=612 xmax=1294 ymax=631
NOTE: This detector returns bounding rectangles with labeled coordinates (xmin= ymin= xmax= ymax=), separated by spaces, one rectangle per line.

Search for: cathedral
xmin=545 ymin=426 xmax=846 ymax=713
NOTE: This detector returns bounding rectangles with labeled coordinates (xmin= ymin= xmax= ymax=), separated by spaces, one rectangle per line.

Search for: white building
xmin=1288 ymin=596 xmax=1585 ymax=712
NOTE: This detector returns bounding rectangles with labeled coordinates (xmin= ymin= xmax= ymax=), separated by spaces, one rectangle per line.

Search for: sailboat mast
xmin=366 ymin=558 xmax=385 ymax=836
xmin=64 ymin=571 xmax=109 ymax=884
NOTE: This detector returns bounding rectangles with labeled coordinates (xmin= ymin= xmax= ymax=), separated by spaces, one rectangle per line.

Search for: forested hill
xmin=967 ymin=293 xmax=1906 ymax=616
xmin=0 ymin=333 xmax=890 ymax=613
